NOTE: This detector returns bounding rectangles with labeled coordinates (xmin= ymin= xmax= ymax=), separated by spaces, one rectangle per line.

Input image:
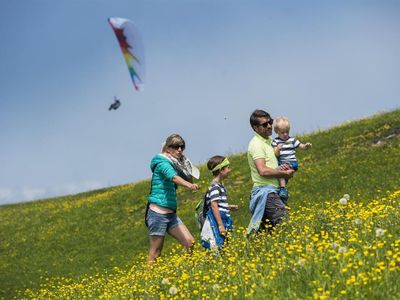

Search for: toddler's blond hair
xmin=274 ymin=116 xmax=291 ymax=133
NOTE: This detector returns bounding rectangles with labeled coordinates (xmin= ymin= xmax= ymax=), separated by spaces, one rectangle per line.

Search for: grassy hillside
xmin=1 ymin=110 xmax=399 ymax=299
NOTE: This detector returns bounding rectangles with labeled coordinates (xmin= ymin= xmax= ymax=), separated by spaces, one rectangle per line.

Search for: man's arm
xmin=254 ymin=158 xmax=294 ymax=179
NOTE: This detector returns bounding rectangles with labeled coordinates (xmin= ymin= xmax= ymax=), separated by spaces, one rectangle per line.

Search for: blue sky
xmin=1 ymin=0 xmax=399 ymax=205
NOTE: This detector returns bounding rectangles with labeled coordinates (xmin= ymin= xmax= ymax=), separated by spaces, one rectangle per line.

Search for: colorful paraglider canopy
xmin=108 ymin=17 xmax=145 ymax=91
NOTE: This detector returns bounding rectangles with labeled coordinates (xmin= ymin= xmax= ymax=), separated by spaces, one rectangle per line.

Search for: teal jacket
xmin=148 ymin=154 xmax=178 ymax=211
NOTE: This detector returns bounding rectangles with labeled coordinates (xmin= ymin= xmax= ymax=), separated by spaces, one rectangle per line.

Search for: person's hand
xmin=229 ymin=205 xmax=239 ymax=211
xmin=279 ymin=163 xmax=292 ymax=171
xmin=189 ymin=183 xmax=199 ymax=191
xmin=282 ymin=168 xmax=295 ymax=179
xmin=218 ymin=225 xmax=227 ymax=235
xmin=277 ymin=144 xmax=284 ymax=150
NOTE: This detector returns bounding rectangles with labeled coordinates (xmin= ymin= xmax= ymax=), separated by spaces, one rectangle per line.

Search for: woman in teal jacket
xmin=146 ymin=134 xmax=199 ymax=262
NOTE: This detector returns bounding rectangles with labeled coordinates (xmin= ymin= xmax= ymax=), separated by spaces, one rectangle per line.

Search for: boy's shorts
xmin=146 ymin=209 xmax=183 ymax=236
xmin=280 ymin=161 xmax=298 ymax=171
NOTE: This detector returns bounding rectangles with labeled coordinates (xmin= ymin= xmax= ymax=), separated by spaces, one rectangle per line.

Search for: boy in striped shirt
xmin=272 ymin=117 xmax=312 ymax=203
xmin=200 ymin=155 xmax=238 ymax=250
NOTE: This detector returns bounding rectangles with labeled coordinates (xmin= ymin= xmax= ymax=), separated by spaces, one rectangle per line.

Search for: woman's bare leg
xmin=147 ymin=235 xmax=165 ymax=262
xmin=168 ymin=224 xmax=194 ymax=252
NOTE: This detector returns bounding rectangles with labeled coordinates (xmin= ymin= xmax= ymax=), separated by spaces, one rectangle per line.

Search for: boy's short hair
xmin=274 ymin=116 xmax=290 ymax=133
xmin=207 ymin=155 xmax=226 ymax=176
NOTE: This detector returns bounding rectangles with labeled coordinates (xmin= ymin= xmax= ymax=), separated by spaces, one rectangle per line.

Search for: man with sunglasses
xmin=247 ymin=109 xmax=294 ymax=235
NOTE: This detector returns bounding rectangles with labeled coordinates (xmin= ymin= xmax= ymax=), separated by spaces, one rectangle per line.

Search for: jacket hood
xmin=150 ymin=154 xmax=172 ymax=172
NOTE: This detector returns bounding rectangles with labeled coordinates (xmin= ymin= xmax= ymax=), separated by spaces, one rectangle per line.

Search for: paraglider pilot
xmin=109 ymin=97 xmax=121 ymax=110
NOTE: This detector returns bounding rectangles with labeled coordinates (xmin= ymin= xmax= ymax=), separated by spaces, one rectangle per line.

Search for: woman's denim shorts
xmin=146 ymin=209 xmax=183 ymax=236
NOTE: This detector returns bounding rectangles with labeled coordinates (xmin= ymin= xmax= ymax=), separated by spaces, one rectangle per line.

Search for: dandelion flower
xmin=354 ymin=218 xmax=362 ymax=225
xmin=161 ymin=278 xmax=170 ymax=285
xmin=169 ymin=286 xmax=178 ymax=295
xmin=297 ymin=258 xmax=306 ymax=267
xmin=339 ymin=198 xmax=348 ymax=205
xmin=338 ymin=246 xmax=348 ymax=253
xmin=213 ymin=283 xmax=221 ymax=292
xmin=376 ymin=228 xmax=385 ymax=237
xmin=343 ymin=194 xmax=350 ymax=200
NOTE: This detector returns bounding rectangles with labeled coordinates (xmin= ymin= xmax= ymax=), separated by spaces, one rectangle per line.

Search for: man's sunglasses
xmin=258 ymin=119 xmax=274 ymax=127
xmin=169 ymin=143 xmax=185 ymax=150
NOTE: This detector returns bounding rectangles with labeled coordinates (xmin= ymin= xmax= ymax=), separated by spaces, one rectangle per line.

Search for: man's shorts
xmin=146 ymin=209 xmax=183 ymax=236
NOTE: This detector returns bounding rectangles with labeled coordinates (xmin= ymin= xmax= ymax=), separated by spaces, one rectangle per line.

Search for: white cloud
xmin=51 ymin=181 xmax=105 ymax=197
xmin=82 ymin=181 xmax=104 ymax=191
xmin=21 ymin=187 xmax=47 ymax=201
xmin=0 ymin=181 xmax=108 ymax=205
xmin=0 ymin=188 xmax=15 ymax=202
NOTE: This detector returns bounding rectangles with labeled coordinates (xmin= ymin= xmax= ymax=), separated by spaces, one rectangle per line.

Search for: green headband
xmin=211 ymin=158 xmax=230 ymax=172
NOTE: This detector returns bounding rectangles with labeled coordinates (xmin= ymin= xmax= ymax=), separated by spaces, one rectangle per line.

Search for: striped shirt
xmin=205 ymin=181 xmax=230 ymax=215
xmin=272 ymin=136 xmax=300 ymax=163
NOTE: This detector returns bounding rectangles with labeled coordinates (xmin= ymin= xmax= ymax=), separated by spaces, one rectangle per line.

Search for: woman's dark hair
xmin=207 ymin=155 xmax=226 ymax=176
xmin=249 ymin=109 xmax=270 ymax=131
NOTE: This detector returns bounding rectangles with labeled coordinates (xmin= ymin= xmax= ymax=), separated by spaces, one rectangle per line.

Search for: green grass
xmin=0 ymin=109 xmax=399 ymax=299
